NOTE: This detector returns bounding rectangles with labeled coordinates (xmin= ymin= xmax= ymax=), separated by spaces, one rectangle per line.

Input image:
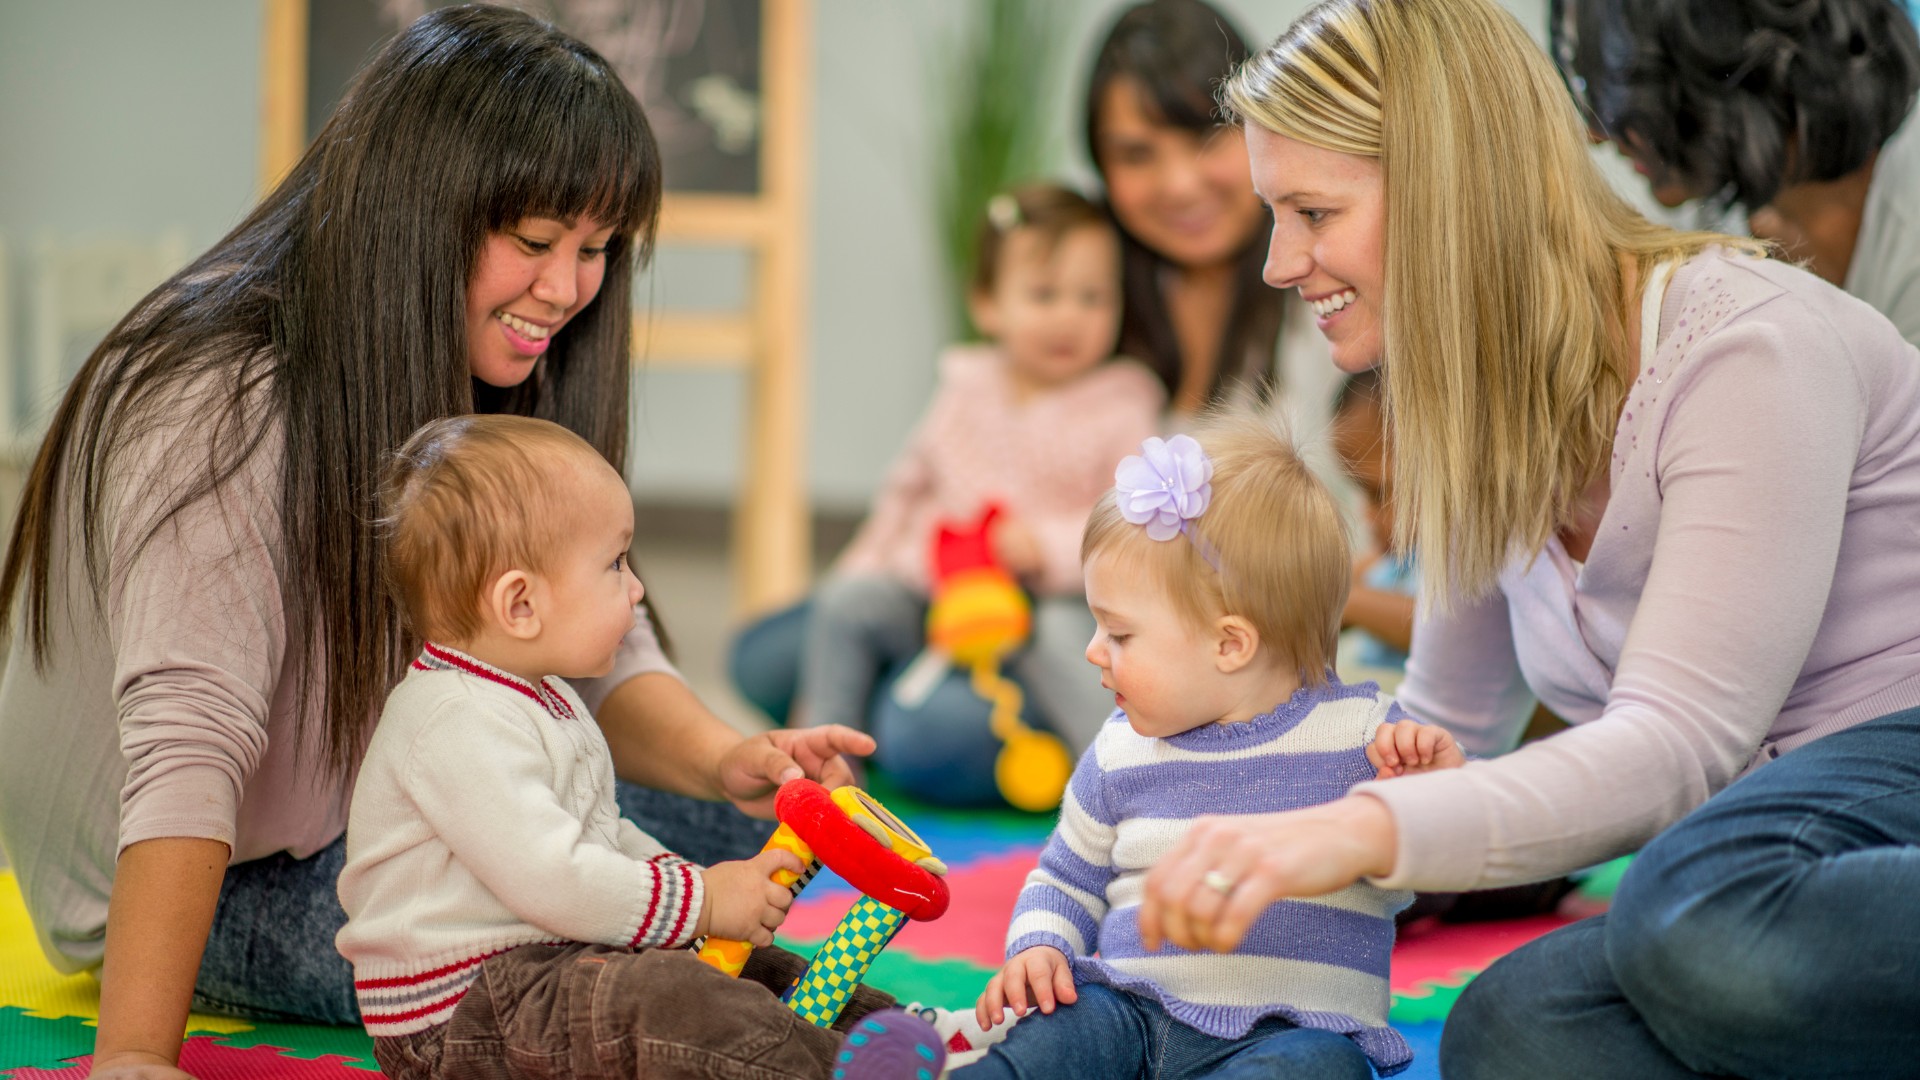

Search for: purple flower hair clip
xmin=1116 ymin=434 xmax=1214 ymax=545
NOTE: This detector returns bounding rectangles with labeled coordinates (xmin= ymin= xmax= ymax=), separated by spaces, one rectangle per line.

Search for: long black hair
xmin=0 ymin=4 xmax=661 ymax=774
xmin=1083 ymin=0 xmax=1282 ymax=406
xmin=1552 ymin=0 xmax=1920 ymax=207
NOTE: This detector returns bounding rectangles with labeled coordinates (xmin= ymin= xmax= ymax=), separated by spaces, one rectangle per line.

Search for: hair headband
xmin=986 ymin=193 xmax=1023 ymax=232
xmin=1115 ymin=435 xmax=1221 ymax=569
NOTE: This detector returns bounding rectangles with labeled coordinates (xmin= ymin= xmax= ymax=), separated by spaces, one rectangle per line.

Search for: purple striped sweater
xmin=1006 ymin=678 xmax=1414 ymax=1074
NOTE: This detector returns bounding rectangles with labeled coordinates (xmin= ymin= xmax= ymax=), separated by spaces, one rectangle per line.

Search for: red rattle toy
xmin=694 ymin=780 xmax=949 ymax=1027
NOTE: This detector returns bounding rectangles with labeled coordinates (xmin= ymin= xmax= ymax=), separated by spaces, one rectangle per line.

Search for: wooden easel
xmin=259 ymin=0 xmax=812 ymax=615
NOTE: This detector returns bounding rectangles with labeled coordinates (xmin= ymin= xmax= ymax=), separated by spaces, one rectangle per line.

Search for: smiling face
xmin=533 ymin=455 xmax=645 ymax=679
xmin=467 ymin=216 xmax=616 ymax=388
xmin=1094 ymin=78 xmax=1267 ymax=272
xmin=1082 ymin=550 xmax=1234 ymax=739
xmin=1246 ymin=124 xmax=1387 ymax=374
xmin=971 ymin=224 xmax=1122 ymax=392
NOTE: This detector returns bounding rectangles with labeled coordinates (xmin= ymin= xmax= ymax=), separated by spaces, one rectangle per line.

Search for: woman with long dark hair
xmin=1083 ymin=0 xmax=1336 ymax=421
xmin=0 ymin=8 xmax=868 ymax=1077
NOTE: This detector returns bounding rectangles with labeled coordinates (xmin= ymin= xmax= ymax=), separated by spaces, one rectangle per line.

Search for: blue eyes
xmin=612 ymin=553 xmax=627 ymax=572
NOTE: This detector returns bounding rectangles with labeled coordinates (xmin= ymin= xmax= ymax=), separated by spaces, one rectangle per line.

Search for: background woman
xmin=1085 ymin=0 xmax=1339 ymax=422
xmin=0 ymin=9 xmax=867 ymax=1078
xmin=1139 ymin=1 xmax=1920 ymax=1076
xmin=1554 ymin=0 xmax=1920 ymax=343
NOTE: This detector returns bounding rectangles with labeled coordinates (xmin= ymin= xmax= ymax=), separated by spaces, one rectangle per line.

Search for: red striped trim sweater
xmin=335 ymin=644 xmax=704 ymax=1035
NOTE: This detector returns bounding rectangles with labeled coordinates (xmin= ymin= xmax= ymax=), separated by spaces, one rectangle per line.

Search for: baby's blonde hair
xmin=1222 ymin=0 xmax=1762 ymax=602
xmin=379 ymin=414 xmax=606 ymax=642
xmin=1082 ymin=408 xmax=1350 ymax=685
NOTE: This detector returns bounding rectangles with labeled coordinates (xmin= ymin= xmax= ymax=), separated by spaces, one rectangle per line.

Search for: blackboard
xmin=305 ymin=0 xmax=763 ymax=194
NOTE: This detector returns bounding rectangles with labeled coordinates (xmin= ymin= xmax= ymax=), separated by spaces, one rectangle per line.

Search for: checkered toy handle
xmin=694 ymin=822 xmax=822 ymax=976
xmin=782 ymin=894 xmax=910 ymax=1025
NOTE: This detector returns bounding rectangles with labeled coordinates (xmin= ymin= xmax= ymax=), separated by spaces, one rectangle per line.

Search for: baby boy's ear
xmin=487 ymin=569 xmax=542 ymax=640
xmin=1214 ymin=615 xmax=1261 ymax=674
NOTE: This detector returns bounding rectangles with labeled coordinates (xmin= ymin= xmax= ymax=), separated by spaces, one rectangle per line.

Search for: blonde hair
xmin=1223 ymin=0 xmax=1764 ymax=601
xmin=379 ymin=414 xmax=606 ymax=642
xmin=1082 ymin=408 xmax=1350 ymax=685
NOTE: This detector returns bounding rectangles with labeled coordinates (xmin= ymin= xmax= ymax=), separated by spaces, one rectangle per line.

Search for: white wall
xmin=0 ymin=0 xmax=1549 ymax=513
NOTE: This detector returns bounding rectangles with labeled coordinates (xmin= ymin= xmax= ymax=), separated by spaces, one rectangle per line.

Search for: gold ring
xmin=1202 ymin=869 xmax=1236 ymax=895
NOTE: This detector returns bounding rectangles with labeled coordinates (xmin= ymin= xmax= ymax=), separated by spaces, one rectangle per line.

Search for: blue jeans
xmin=955 ymin=983 xmax=1374 ymax=1080
xmin=728 ymin=582 xmax=1109 ymax=806
xmin=1442 ymin=704 xmax=1920 ymax=1080
xmin=190 ymin=782 xmax=770 ymax=1024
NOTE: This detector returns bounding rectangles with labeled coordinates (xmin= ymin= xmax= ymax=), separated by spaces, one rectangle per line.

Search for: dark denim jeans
xmin=954 ymin=982 xmax=1374 ymax=1080
xmin=1442 ymin=704 xmax=1920 ymax=1080
xmin=373 ymin=943 xmax=893 ymax=1080
xmin=191 ymin=783 xmax=770 ymax=1025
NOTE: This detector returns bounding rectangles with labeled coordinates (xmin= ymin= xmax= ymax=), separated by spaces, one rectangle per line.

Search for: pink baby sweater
xmin=1359 ymin=249 xmax=1920 ymax=890
xmin=835 ymin=346 xmax=1165 ymax=597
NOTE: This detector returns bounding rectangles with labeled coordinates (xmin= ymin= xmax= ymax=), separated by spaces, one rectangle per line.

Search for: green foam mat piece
xmin=0 ymin=1008 xmax=94 ymax=1077
xmin=775 ymin=936 xmax=995 ymax=1009
xmin=1575 ymin=855 xmax=1633 ymax=901
xmin=200 ymin=1022 xmax=379 ymax=1071
xmin=1390 ymin=977 xmax=1475 ymax=1026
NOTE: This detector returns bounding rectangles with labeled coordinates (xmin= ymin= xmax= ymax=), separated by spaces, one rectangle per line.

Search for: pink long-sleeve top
xmin=1357 ymin=249 xmax=1920 ymax=891
xmin=835 ymin=345 xmax=1165 ymax=597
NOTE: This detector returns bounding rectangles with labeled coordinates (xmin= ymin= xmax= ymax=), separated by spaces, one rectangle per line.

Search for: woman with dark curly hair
xmin=1554 ymin=0 xmax=1920 ymax=343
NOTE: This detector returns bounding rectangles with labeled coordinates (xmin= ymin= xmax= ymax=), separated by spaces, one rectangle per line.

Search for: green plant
xmin=930 ymin=0 xmax=1074 ymax=339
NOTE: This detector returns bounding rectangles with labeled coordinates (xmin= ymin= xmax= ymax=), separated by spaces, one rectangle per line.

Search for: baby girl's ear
xmin=967 ymin=288 xmax=1004 ymax=341
xmin=1213 ymin=615 xmax=1261 ymax=674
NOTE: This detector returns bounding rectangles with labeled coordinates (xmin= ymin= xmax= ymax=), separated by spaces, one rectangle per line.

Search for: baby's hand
xmin=976 ymin=945 xmax=1075 ymax=1030
xmin=1367 ymin=718 xmax=1466 ymax=779
xmin=991 ymin=514 xmax=1044 ymax=578
xmin=696 ymin=847 xmax=805 ymax=946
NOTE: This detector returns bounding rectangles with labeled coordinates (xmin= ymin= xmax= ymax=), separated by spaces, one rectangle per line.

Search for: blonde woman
xmin=1135 ymin=0 xmax=1920 ymax=1076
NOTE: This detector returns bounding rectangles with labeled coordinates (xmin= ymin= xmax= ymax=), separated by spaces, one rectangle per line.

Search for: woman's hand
xmin=990 ymin=515 xmax=1045 ymax=579
xmin=1140 ymin=796 xmax=1398 ymax=953
xmin=715 ymin=725 xmax=876 ymax=818
xmin=83 ymin=1053 xmax=196 ymax=1080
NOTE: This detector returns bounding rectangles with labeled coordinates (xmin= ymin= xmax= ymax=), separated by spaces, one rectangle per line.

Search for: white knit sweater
xmin=335 ymin=643 xmax=705 ymax=1035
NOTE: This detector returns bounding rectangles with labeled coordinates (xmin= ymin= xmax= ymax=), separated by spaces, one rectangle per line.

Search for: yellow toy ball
xmin=996 ymin=727 xmax=1074 ymax=813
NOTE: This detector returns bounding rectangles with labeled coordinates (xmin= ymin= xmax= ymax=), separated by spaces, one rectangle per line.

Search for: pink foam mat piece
xmin=1388 ymin=913 xmax=1586 ymax=992
xmin=8 ymin=1036 xmax=376 ymax=1079
xmin=784 ymin=850 xmax=1038 ymax=969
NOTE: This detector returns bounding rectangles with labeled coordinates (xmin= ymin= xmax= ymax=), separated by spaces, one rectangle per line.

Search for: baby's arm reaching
xmin=697 ymin=848 xmax=807 ymax=946
xmin=976 ymin=945 xmax=1075 ymax=1029
xmin=1368 ymin=713 xmax=1466 ymax=779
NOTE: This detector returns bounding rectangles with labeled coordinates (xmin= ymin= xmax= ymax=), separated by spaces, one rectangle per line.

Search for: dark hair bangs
xmin=482 ymin=56 xmax=662 ymax=256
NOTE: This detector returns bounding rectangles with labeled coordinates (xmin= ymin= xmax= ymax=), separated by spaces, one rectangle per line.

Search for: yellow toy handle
xmin=694 ymin=822 xmax=818 ymax=976
xmin=971 ymin=661 xmax=1072 ymax=812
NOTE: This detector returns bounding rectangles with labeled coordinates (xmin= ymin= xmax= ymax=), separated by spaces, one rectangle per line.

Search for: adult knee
xmin=1606 ymin=859 xmax=1810 ymax=1069
xmin=1439 ymin=955 xmax=1545 ymax=1080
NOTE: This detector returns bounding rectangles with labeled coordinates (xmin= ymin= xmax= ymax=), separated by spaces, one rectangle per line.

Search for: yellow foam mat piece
xmin=1 ymin=871 xmax=250 ymax=1033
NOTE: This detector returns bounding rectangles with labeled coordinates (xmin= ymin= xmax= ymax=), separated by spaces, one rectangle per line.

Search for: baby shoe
xmin=833 ymin=1008 xmax=946 ymax=1080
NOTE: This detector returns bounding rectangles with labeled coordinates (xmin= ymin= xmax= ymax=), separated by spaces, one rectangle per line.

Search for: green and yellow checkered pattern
xmin=783 ymin=895 xmax=909 ymax=1027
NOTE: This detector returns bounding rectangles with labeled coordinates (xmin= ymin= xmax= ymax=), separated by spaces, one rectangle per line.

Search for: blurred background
xmin=0 ymin=0 xmax=1644 ymax=724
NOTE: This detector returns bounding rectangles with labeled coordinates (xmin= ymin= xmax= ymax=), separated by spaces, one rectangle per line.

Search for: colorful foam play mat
xmin=0 ymin=777 xmax=1623 ymax=1078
